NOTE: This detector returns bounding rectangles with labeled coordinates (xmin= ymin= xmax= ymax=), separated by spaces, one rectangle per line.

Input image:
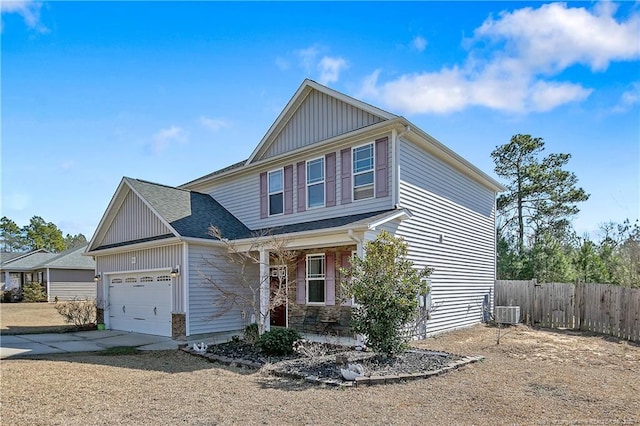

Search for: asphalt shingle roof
xmin=1 ymin=252 xmax=57 ymax=270
xmin=41 ymin=245 xmax=95 ymax=269
xmin=126 ymin=178 xmax=252 ymax=241
xmin=255 ymin=209 xmax=397 ymax=236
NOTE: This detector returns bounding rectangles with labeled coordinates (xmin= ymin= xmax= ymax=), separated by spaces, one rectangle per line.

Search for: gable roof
xmin=245 ymin=79 xmax=397 ymax=164
xmin=1 ymin=252 xmax=57 ymax=271
xmin=0 ymin=250 xmax=43 ymax=267
xmin=88 ymin=178 xmax=252 ymax=252
xmin=39 ymin=245 xmax=95 ymax=270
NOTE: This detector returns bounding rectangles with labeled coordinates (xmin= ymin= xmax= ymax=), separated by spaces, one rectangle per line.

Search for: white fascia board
xmin=183 ymin=119 xmax=403 ymax=192
xmin=124 ymin=178 xmax=181 ymax=239
xmin=401 ymin=119 xmax=506 ymax=193
xmin=84 ymin=237 xmax=182 ymax=256
xmin=367 ymin=209 xmax=413 ymax=230
xmin=245 ymin=79 xmax=397 ymax=166
xmin=87 ymin=178 xmax=130 ymax=252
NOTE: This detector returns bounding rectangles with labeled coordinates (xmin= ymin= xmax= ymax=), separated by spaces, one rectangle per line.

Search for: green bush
xmin=243 ymin=323 xmax=259 ymax=344
xmin=341 ymin=230 xmax=432 ymax=355
xmin=22 ymin=282 xmax=46 ymax=302
xmin=256 ymin=328 xmax=301 ymax=356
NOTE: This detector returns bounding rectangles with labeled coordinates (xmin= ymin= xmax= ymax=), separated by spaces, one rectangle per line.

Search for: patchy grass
xmin=98 ymin=347 xmax=141 ymax=356
xmin=0 ymin=302 xmax=79 ymax=334
xmin=1 ymin=324 xmax=638 ymax=425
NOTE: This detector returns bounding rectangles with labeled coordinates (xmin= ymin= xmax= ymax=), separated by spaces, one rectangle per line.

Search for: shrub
xmin=22 ymin=282 xmax=46 ymax=302
xmin=54 ymin=298 xmax=96 ymax=328
xmin=243 ymin=323 xmax=259 ymax=344
xmin=256 ymin=328 xmax=301 ymax=356
xmin=1 ymin=288 xmax=22 ymax=303
xmin=341 ymin=230 xmax=432 ymax=355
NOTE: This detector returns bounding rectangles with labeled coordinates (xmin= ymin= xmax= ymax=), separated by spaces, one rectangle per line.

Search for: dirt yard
xmin=0 ymin=302 xmax=74 ymax=334
xmin=1 ymin=324 xmax=637 ymax=425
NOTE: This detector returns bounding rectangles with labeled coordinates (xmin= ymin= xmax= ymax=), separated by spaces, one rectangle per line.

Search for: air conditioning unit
xmin=495 ymin=306 xmax=520 ymax=325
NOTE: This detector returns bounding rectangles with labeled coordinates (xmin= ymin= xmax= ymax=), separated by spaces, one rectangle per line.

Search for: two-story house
xmin=85 ymin=79 xmax=504 ymax=338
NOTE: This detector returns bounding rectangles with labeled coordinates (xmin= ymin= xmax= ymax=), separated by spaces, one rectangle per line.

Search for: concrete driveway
xmin=0 ymin=330 xmax=180 ymax=359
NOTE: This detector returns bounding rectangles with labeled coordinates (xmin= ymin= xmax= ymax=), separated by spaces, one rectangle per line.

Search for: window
xmin=306 ymin=254 xmax=325 ymax=304
xmin=157 ymin=275 xmax=171 ymax=282
xmin=306 ymin=157 xmax=325 ymax=208
xmin=353 ymin=143 xmax=374 ymax=200
xmin=268 ymin=169 xmax=284 ymax=216
xmin=140 ymin=276 xmax=153 ymax=283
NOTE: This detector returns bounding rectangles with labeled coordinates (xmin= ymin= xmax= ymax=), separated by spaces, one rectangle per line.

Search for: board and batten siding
xmin=261 ymin=89 xmax=387 ymax=161
xmin=202 ymin=135 xmax=393 ymax=230
xmin=48 ymin=282 xmax=96 ymax=301
xmin=397 ymin=139 xmax=497 ymax=335
xmin=100 ymin=190 xmax=172 ymax=246
xmin=188 ymin=244 xmax=258 ymax=335
xmin=95 ymin=244 xmax=184 ymax=313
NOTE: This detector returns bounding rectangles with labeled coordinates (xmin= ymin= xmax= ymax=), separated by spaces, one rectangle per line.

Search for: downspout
xmin=348 ymin=229 xmax=363 ymax=258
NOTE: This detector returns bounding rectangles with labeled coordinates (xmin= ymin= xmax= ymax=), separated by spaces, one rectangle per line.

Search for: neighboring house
xmin=86 ymin=79 xmax=504 ymax=338
xmin=1 ymin=246 xmax=96 ymax=302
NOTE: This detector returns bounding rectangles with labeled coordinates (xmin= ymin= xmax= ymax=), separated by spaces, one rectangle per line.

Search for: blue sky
xmin=2 ymin=1 xmax=639 ymax=240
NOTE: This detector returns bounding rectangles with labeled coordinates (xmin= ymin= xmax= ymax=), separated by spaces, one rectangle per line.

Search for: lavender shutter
xmin=284 ymin=165 xmax=293 ymax=215
xmin=375 ymin=137 xmax=389 ymax=198
xmin=297 ymin=161 xmax=306 ymax=212
xmin=260 ymin=172 xmax=268 ymax=219
xmin=325 ymin=152 xmax=336 ymax=207
xmin=325 ymin=252 xmax=335 ymax=306
xmin=296 ymin=256 xmax=306 ymax=304
xmin=340 ymin=252 xmax=352 ymax=306
xmin=340 ymin=148 xmax=351 ymax=204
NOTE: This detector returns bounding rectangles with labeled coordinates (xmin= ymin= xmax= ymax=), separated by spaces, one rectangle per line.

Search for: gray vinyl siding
xmin=397 ymin=139 xmax=496 ymax=335
xmin=188 ymin=244 xmax=258 ymax=335
xmin=48 ymin=269 xmax=94 ymax=282
xmin=260 ymin=90 xmax=386 ymax=161
xmin=48 ymin=282 xmax=96 ymax=301
xmin=202 ymin=135 xmax=393 ymax=230
xmin=95 ymin=244 xmax=184 ymax=312
xmin=100 ymin=190 xmax=172 ymax=246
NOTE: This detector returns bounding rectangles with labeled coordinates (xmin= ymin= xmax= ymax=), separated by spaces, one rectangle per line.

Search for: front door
xmin=269 ymin=268 xmax=287 ymax=327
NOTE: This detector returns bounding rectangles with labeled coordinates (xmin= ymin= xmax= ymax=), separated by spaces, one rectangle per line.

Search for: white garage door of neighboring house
xmin=107 ymin=272 xmax=172 ymax=337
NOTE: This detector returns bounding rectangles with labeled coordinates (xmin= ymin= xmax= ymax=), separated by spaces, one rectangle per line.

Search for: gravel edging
xmin=181 ymin=346 xmax=484 ymax=388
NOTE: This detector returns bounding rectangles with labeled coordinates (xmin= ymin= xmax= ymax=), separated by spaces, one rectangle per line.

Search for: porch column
xmin=259 ymin=248 xmax=270 ymax=332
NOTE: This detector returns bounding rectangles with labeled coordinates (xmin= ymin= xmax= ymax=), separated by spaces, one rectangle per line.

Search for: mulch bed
xmin=185 ymin=339 xmax=483 ymax=387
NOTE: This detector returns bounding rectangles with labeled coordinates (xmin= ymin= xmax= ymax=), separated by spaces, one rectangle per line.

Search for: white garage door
xmin=107 ymin=272 xmax=172 ymax=336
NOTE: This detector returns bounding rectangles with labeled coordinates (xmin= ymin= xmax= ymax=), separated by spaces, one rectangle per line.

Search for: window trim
xmin=352 ymin=142 xmax=375 ymax=202
xmin=306 ymin=253 xmax=325 ymax=305
xmin=267 ymin=168 xmax=284 ymax=217
xmin=306 ymin=157 xmax=325 ymax=209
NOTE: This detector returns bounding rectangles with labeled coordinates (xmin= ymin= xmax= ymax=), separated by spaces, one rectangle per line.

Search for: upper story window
xmin=306 ymin=254 xmax=325 ymax=304
xmin=306 ymin=157 xmax=325 ymax=209
xmin=353 ymin=143 xmax=374 ymax=200
xmin=268 ymin=169 xmax=284 ymax=216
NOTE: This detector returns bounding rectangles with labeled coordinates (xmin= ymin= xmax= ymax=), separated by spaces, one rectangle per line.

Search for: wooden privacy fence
xmin=495 ymin=280 xmax=640 ymax=343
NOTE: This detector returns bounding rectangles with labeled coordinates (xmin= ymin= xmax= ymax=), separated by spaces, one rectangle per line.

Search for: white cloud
xmin=199 ymin=116 xmax=230 ymax=132
xmin=295 ymin=45 xmax=320 ymax=73
xmin=360 ymin=2 xmax=639 ymax=115
xmin=292 ymin=45 xmax=348 ymax=84
xmin=412 ymin=36 xmax=428 ymax=52
xmin=612 ymin=82 xmax=640 ymax=113
xmin=275 ymin=56 xmax=290 ymax=71
xmin=0 ymin=0 xmax=47 ymax=32
xmin=150 ymin=126 xmax=187 ymax=155
xmin=318 ymin=56 xmax=348 ymax=85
